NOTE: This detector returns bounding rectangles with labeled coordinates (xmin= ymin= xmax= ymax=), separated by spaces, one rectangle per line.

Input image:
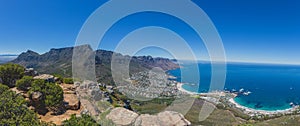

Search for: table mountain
xmin=12 ymin=45 xmax=179 ymax=85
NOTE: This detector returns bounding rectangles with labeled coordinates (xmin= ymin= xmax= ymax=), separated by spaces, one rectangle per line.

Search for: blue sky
xmin=0 ymin=0 xmax=299 ymax=64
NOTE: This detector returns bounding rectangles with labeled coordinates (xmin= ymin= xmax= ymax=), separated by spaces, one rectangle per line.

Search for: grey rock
xmin=31 ymin=91 xmax=43 ymax=102
xmin=33 ymin=74 xmax=55 ymax=82
xmin=134 ymin=114 xmax=160 ymax=126
xmin=25 ymin=68 xmax=38 ymax=76
xmin=106 ymin=107 xmax=139 ymax=126
xmin=106 ymin=108 xmax=191 ymax=126
xmin=157 ymin=111 xmax=191 ymax=126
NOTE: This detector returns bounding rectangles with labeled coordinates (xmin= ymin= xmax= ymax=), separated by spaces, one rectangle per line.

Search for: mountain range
xmin=12 ymin=45 xmax=179 ymax=85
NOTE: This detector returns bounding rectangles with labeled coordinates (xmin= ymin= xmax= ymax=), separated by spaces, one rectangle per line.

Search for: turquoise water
xmin=168 ymin=62 xmax=300 ymax=111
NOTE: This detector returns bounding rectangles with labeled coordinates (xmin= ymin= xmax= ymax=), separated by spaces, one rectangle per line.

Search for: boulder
xmin=134 ymin=114 xmax=160 ymax=126
xmin=80 ymin=99 xmax=100 ymax=116
xmin=24 ymin=68 xmax=38 ymax=76
xmin=31 ymin=91 xmax=43 ymax=102
xmin=157 ymin=111 xmax=191 ymax=126
xmin=106 ymin=108 xmax=191 ymax=126
xmin=64 ymin=94 xmax=80 ymax=110
xmin=33 ymin=74 xmax=55 ymax=82
xmin=106 ymin=107 xmax=139 ymax=126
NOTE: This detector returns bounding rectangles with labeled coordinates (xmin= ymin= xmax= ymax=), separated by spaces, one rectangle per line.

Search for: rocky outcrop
xmin=75 ymin=81 xmax=103 ymax=116
xmin=33 ymin=74 xmax=55 ymax=82
xmin=106 ymin=107 xmax=139 ymax=126
xmin=80 ymin=99 xmax=100 ymax=116
xmin=64 ymin=94 xmax=80 ymax=110
xmin=134 ymin=114 xmax=160 ymax=126
xmin=24 ymin=68 xmax=38 ymax=76
xmin=59 ymin=83 xmax=81 ymax=110
xmin=157 ymin=111 xmax=191 ymax=126
xmin=106 ymin=107 xmax=191 ymax=126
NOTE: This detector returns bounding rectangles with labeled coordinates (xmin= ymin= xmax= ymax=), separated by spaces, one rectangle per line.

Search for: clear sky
xmin=0 ymin=0 xmax=299 ymax=64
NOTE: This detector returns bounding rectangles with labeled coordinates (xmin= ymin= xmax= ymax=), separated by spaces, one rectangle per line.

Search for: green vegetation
xmin=0 ymin=83 xmax=41 ymax=125
xmin=98 ymin=110 xmax=115 ymax=126
xmin=0 ymin=63 xmax=25 ymax=87
xmin=62 ymin=114 xmax=100 ymax=126
xmin=63 ymin=78 xmax=74 ymax=84
xmin=184 ymin=98 xmax=244 ymax=126
xmin=16 ymin=76 xmax=33 ymax=91
xmin=249 ymin=115 xmax=300 ymax=126
xmin=53 ymin=74 xmax=63 ymax=83
xmin=0 ymin=83 xmax=9 ymax=94
xmin=29 ymin=79 xmax=64 ymax=112
xmin=131 ymin=98 xmax=175 ymax=114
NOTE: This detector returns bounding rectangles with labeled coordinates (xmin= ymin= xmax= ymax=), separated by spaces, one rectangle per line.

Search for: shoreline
xmin=229 ymin=97 xmax=299 ymax=115
xmin=176 ymin=82 xmax=199 ymax=95
xmin=168 ymin=71 xmax=300 ymax=116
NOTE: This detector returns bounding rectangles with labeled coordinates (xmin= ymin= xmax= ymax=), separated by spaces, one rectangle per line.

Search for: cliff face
xmin=12 ymin=45 xmax=179 ymax=85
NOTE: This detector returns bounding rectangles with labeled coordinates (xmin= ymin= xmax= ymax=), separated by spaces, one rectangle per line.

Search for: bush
xmin=63 ymin=78 xmax=74 ymax=84
xmin=0 ymin=83 xmax=40 ymax=125
xmin=0 ymin=63 xmax=25 ymax=87
xmin=62 ymin=114 xmax=100 ymax=126
xmin=53 ymin=74 xmax=63 ymax=83
xmin=29 ymin=79 xmax=64 ymax=111
xmin=0 ymin=83 xmax=9 ymax=94
xmin=16 ymin=76 xmax=33 ymax=91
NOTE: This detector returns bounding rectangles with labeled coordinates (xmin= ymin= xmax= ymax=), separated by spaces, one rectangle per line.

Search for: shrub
xmin=63 ymin=78 xmax=74 ymax=84
xmin=53 ymin=74 xmax=63 ymax=83
xmin=16 ymin=76 xmax=33 ymax=91
xmin=0 ymin=83 xmax=9 ymax=94
xmin=0 ymin=63 xmax=25 ymax=87
xmin=62 ymin=114 xmax=100 ymax=126
xmin=0 ymin=83 xmax=40 ymax=125
xmin=29 ymin=79 xmax=64 ymax=111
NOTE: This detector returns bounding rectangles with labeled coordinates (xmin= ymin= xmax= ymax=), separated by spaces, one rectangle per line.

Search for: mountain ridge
xmin=12 ymin=45 xmax=179 ymax=85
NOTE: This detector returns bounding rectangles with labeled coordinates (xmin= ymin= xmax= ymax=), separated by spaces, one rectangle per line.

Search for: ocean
xmin=168 ymin=62 xmax=300 ymax=111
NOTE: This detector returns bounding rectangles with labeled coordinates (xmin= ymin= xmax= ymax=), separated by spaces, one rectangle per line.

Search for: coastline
xmin=176 ymin=82 xmax=199 ymax=95
xmin=168 ymin=68 xmax=300 ymax=117
xmin=229 ymin=97 xmax=299 ymax=115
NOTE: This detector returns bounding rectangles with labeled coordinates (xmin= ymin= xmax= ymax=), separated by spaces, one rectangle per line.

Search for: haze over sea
xmin=168 ymin=62 xmax=300 ymax=111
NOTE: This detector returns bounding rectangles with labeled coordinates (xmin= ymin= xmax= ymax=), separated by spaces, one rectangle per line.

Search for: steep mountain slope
xmin=12 ymin=45 xmax=179 ymax=85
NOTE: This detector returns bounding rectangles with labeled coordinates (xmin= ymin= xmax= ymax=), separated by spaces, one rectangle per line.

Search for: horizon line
xmin=1 ymin=45 xmax=299 ymax=66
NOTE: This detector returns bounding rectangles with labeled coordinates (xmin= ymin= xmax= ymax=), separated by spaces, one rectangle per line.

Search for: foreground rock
xmin=157 ymin=111 xmax=191 ymax=126
xmin=64 ymin=94 xmax=80 ymax=110
xmin=106 ymin=107 xmax=139 ymax=126
xmin=134 ymin=114 xmax=160 ymax=126
xmin=106 ymin=107 xmax=191 ymax=126
xmin=75 ymin=81 xmax=103 ymax=116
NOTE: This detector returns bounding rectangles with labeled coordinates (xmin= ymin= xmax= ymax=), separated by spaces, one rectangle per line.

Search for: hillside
xmin=12 ymin=45 xmax=179 ymax=85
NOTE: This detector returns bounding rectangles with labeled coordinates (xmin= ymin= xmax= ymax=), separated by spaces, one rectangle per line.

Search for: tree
xmin=0 ymin=83 xmax=40 ymax=125
xmin=16 ymin=76 xmax=33 ymax=91
xmin=62 ymin=114 xmax=100 ymax=126
xmin=0 ymin=63 xmax=25 ymax=87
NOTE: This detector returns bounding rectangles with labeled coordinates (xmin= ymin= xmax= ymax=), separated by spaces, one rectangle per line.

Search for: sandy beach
xmin=176 ymin=82 xmax=199 ymax=95
xmin=229 ymin=98 xmax=299 ymax=115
